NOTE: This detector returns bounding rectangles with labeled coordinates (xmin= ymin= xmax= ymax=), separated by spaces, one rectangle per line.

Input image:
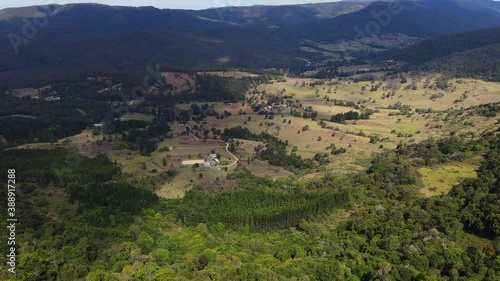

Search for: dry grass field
xmin=12 ymin=87 xmax=39 ymax=97
xmin=185 ymin=74 xmax=499 ymax=181
xmin=120 ymin=113 xmax=155 ymax=122
xmin=161 ymin=72 xmax=196 ymax=94
xmin=10 ymin=73 xmax=499 ymax=198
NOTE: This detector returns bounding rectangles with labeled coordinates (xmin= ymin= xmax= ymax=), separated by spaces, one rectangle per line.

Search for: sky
xmin=0 ymin=0 xmax=338 ymax=10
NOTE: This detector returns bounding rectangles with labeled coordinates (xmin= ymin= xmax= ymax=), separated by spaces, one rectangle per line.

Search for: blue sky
xmin=0 ymin=1 xmax=338 ymax=10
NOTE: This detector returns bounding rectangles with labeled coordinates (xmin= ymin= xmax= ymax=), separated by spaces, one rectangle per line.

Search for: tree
xmin=276 ymin=125 xmax=282 ymax=135
xmin=136 ymin=231 xmax=154 ymax=254
xmin=153 ymin=249 xmax=170 ymax=266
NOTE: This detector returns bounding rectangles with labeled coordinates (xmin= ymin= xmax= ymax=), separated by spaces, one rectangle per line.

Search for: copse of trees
xmin=0 ymin=116 xmax=53 ymax=145
xmin=0 ymin=96 xmax=110 ymax=147
xmin=221 ymin=126 xmax=263 ymax=142
xmin=0 ymin=149 xmax=119 ymax=187
xmin=449 ymin=137 xmax=500 ymax=237
xmin=195 ymin=74 xmax=252 ymax=102
xmin=67 ymin=182 xmax=158 ymax=217
xmin=471 ymin=102 xmax=500 ymax=118
xmin=121 ymin=117 xmax=171 ymax=155
xmin=330 ymin=111 xmax=370 ymax=124
xmin=106 ymin=119 xmax=149 ymax=134
xmin=176 ymin=170 xmax=351 ymax=230
xmin=257 ymin=142 xmax=316 ymax=172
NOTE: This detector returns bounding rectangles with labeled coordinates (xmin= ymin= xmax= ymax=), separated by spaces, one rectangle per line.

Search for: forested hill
xmin=194 ymin=1 xmax=370 ymax=28
xmin=390 ymin=27 xmax=500 ymax=65
xmin=0 ymin=0 xmax=499 ymax=87
xmin=295 ymin=0 xmax=500 ymax=40
xmin=387 ymin=27 xmax=500 ymax=81
xmin=418 ymin=43 xmax=500 ymax=81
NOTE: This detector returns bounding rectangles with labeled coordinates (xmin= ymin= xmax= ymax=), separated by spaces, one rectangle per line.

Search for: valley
xmin=0 ymin=1 xmax=499 ymax=280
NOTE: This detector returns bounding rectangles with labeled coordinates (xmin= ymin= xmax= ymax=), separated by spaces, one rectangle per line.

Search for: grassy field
xmin=12 ymin=88 xmax=39 ymax=97
xmin=161 ymin=72 xmax=195 ymax=94
xmin=11 ymin=86 xmax=52 ymax=97
xmin=418 ymin=164 xmax=477 ymax=197
xmin=188 ymin=74 xmax=500 ymax=180
xmin=106 ymin=72 xmax=500 ymax=197
xmin=120 ymin=113 xmax=155 ymax=122
xmin=10 ymin=73 xmax=499 ymax=198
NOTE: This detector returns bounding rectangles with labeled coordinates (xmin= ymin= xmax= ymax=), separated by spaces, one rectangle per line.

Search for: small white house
xmin=204 ymin=161 xmax=212 ymax=169
xmin=45 ymin=96 xmax=61 ymax=101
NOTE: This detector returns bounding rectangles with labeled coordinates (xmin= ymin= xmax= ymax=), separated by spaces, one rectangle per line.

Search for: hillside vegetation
xmin=0 ymin=1 xmax=499 ymax=87
xmin=0 ymin=1 xmax=499 ymax=280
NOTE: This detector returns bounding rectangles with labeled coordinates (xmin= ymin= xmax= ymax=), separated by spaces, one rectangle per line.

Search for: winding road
xmin=189 ymin=134 xmax=239 ymax=168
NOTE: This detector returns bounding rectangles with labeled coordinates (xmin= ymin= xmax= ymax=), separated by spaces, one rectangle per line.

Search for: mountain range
xmin=0 ymin=0 xmax=499 ymax=88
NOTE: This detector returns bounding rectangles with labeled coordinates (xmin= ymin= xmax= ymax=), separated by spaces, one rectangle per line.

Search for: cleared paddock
xmin=181 ymin=159 xmax=205 ymax=166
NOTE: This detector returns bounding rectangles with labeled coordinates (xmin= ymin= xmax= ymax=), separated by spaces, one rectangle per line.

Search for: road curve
xmin=189 ymin=134 xmax=239 ymax=168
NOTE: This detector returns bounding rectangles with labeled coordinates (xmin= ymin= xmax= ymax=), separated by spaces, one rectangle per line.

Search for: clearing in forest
xmin=418 ymin=164 xmax=477 ymax=197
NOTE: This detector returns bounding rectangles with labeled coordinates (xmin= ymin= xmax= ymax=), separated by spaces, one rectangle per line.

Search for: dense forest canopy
xmin=0 ymin=130 xmax=499 ymax=280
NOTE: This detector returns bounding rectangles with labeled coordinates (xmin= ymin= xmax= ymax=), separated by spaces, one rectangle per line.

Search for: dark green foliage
xmin=391 ymin=27 xmax=500 ymax=66
xmin=0 ymin=147 xmax=158 ymax=275
xmin=122 ymin=117 xmax=170 ymax=155
xmin=258 ymin=141 xmax=316 ymax=172
xmin=422 ymin=44 xmax=500 ymax=82
xmin=220 ymin=126 xmax=262 ymax=142
xmin=2 ymin=2 xmax=500 ymax=87
xmin=367 ymin=157 xmax=416 ymax=186
xmin=2 ymin=131 xmax=500 ymax=280
xmin=177 ymin=186 xmax=350 ymax=230
xmin=196 ymin=2 xmax=366 ymax=28
xmin=0 ymin=96 xmax=110 ymax=147
xmin=449 ymin=137 xmax=500 ymax=237
xmin=0 ymin=149 xmax=119 ymax=187
xmin=106 ymin=120 xmax=149 ymax=134
xmin=395 ymin=136 xmax=474 ymax=165
xmin=390 ymin=27 xmax=500 ymax=81
xmin=296 ymin=1 xmax=500 ymax=42
xmin=330 ymin=110 xmax=370 ymax=124
xmin=0 ymin=116 xmax=52 ymax=144
xmin=67 ymin=182 xmax=158 ymax=214
xmin=470 ymin=102 xmax=500 ymax=118
xmin=195 ymin=75 xmax=251 ymax=102
xmin=368 ymin=131 xmax=500 ymax=238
